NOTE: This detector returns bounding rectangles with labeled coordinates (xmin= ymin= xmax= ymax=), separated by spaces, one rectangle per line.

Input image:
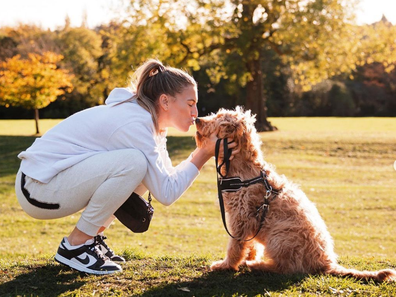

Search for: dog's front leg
xmin=210 ymin=239 xmax=247 ymax=271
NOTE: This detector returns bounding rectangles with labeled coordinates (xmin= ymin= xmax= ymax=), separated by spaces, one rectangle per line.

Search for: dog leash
xmin=215 ymin=138 xmax=232 ymax=179
xmin=215 ymin=138 xmax=279 ymax=242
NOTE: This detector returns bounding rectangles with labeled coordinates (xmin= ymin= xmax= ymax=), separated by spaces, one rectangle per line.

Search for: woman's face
xmin=164 ymin=85 xmax=198 ymax=132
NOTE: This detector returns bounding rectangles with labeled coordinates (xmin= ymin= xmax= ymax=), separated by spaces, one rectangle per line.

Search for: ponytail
xmin=129 ymin=59 xmax=197 ymax=134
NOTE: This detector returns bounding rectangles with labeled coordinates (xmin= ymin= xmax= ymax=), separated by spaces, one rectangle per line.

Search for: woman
xmin=15 ymin=59 xmax=236 ymax=275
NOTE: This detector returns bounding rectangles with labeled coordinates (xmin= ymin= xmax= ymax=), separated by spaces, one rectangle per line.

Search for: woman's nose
xmin=193 ymin=106 xmax=198 ymax=118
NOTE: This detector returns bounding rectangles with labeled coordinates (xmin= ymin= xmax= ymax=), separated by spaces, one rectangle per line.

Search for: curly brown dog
xmin=195 ymin=107 xmax=396 ymax=282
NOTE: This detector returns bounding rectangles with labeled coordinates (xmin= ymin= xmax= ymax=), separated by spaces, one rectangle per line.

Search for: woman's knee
xmin=116 ymin=149 xmax=148 ymax=180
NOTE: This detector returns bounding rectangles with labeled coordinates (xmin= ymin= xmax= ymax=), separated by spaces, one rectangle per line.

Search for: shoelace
xmin=96 ymin=235 xmax=115 ymax=256
xmin=87 ymin=238 xmax=109 ymax=262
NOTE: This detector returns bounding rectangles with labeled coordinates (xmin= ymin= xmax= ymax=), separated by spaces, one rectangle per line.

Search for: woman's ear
xmin=159 ymin=94 xmax=169 ymax=111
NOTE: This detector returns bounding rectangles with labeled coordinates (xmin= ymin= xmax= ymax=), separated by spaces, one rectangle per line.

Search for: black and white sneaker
xmin=54 ymin=237 xmax=122 ymax=275
xmin=95 ymin=234 xmax=126 ymax=262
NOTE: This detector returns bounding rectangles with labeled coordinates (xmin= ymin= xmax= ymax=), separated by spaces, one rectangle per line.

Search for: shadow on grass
xmin=0 ymin=136 xmax=37 ymax=177
xmin=0 ymin=264 xmax=86 ymax=297
xmin=0 ymin=263 xmax=307 ymax=297
xmin=141 ymin=269 xmax=307 ymax=297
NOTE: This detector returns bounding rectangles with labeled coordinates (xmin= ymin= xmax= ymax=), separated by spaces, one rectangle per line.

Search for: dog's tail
xmin=327 ymin=264 xmax=396 ymax=282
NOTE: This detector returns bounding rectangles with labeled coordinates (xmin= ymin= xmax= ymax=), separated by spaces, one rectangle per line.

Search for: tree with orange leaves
xmin=0 ymin=51 xmax=73 ymax=134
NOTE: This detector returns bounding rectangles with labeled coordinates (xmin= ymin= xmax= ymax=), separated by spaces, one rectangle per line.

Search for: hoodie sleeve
xmin=108 ymin=119 xmax=199 ymax=206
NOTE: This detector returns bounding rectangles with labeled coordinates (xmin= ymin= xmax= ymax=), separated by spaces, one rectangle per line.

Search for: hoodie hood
xmin=105 ymin=88 xmax=134 ymax=105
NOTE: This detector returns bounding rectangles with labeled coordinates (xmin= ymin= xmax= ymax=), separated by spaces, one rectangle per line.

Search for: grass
xmin=0 ymin=117 xmax=396 ymax=296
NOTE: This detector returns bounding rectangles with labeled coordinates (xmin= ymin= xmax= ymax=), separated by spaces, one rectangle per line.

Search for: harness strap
xmin=216 ymin=173 xmax=279 ymax=241
xmin=215 ymin=138 xmax=232 ymax=178
xmin=219 ymin=172 xmax=280 ymax=194
xmin=21 ymin=173 xmax=60 ymax=210
xmin=217 ymin=179 xmax=276 ymax=242
xmin=214 ymin=138 xmax=279 ymax=242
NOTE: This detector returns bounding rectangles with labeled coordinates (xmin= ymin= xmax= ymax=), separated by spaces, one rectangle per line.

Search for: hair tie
xmin=149 ymin=68 xmax=159 ymax=77
xmin=149 ymin=65 xmax=165 ymax=78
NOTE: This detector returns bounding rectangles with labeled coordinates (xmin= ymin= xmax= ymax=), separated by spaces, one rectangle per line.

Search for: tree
xmin=0 ymin=52 xmax=73 ymax=134
xmin=119 ymin=0 xmax=363 ymax=130
xmin=0 ymin=36 xmax=18 ymax=61
xmin=104 ymin=7 xmax=177 ymax=87
xmin=3 ymin=24 xmax=59 ymax=58
xmin=56 ymin=27 xmax=104 ymax=107
xmin=200 ymin=0 xmax=364 ymax=130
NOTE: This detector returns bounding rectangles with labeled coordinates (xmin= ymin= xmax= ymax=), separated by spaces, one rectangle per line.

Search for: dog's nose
xmin=195 ymin=118 xmax=201 ymax=124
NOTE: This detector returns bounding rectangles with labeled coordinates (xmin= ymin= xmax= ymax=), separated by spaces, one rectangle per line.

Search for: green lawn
xmin=0 ymin=117 xmax=395 ymax=296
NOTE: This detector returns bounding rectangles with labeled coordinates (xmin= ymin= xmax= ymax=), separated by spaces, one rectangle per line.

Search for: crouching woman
xmin=15 ymin=59 xmax=236 ymax=275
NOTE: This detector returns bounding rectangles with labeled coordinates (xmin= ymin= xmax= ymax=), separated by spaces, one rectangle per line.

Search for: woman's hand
xmin=218 ymin=139 xmax=240 ymax=161
xmin=190 ymin=133 xmax=239 ymax=170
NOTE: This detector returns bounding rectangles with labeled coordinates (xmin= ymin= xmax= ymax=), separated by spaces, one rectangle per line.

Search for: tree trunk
xmin=34 ymin=108 xmax=40 ymax=135
xmin=245 ymin=58 xmax=277 ymax=132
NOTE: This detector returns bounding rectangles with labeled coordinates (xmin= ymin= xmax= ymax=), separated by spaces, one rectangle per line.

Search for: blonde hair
xmin=129 ymin=59 xmax=197 ymax=133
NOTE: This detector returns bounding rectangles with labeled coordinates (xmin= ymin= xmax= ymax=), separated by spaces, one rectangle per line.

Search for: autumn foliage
xmin=0 ymin=52 xmax=73 ymax=133
xmin=0 ymin=1 xmax=395 ymax=130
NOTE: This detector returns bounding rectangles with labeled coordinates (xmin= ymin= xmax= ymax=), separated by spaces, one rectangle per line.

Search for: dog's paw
xmin=210 ymin=260 xmax=238 ymax=271
xmin=245 ymin=260 xmax=262 ymax=270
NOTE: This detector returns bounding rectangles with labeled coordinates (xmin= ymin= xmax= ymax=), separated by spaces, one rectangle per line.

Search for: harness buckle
xmin=256 ymin=203 xmax=269 ymax=217
xmin=265 ymin=186 xmax=273 ymax=198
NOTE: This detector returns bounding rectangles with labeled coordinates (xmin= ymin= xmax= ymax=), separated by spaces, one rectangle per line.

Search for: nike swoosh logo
xmin=76 ymin=255 xmax=90 ymax=265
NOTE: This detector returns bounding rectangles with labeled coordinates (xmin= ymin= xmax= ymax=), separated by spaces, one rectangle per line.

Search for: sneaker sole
xmin=55 ymin=253 xmax=122 ymax=275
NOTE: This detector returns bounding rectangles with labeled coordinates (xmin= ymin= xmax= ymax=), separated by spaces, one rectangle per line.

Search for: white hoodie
xmin=18 ymin=88 xmax=199 ymax=206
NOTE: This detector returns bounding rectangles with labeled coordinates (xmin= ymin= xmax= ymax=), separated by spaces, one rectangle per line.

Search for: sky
xmin=0 ymin=0 xmax=395 ymax=30
xmin=0 ymin=0 xmax=122 ymax=30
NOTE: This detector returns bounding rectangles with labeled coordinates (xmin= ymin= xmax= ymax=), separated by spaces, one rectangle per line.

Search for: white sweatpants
xmin=15 ymin=149 xmax=148 ymax=236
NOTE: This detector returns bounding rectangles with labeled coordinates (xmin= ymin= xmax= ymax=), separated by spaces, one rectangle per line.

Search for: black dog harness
xmin=215 ymin=138 xmax=279 ymax=241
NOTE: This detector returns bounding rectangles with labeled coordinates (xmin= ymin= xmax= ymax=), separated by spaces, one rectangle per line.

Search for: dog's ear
xmin=238 ymin=119 xmax=249 ymax=147
xmin=237 ymin=109 xmax=260 ymax=161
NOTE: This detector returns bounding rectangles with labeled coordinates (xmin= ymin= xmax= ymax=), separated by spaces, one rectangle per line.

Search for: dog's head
xmin=195 ymin=106 xmax=262 ymax=163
